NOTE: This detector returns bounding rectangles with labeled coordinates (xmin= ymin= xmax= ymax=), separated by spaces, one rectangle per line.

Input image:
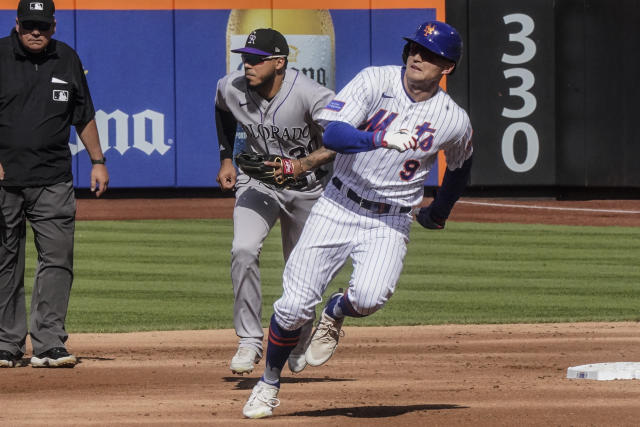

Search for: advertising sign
xmin=0 ymin=1 xmax=445 ymax=188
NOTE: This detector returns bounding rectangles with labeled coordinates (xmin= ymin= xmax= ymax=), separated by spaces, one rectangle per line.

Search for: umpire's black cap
xmin=231 ymin=28 xmax=289 ymax=57
xmin=17 ymin=0 xmax=55 ymax=24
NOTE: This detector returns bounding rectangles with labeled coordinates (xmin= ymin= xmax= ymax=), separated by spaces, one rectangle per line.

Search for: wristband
xmin=372 ymin=130 xmax=386 ymax=148
xmin=281 ymin=158 xmax=295 ymax=177
xmin=91 ymin=157 xmax=106 ymax=165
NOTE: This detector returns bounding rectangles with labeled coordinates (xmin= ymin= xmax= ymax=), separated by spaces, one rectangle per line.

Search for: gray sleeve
xmin=310 ymin=85 xmax=335 ymax=121
xmin=215 ymin=76 xmax=230 ymax=111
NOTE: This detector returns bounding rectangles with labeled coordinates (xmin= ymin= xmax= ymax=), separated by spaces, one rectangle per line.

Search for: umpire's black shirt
xmin=0 ymin=29 xmax=95 ymax=187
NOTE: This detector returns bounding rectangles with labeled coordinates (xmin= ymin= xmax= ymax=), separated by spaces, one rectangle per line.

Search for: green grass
xmin=21 ymin=220 xmax=640 ymax=332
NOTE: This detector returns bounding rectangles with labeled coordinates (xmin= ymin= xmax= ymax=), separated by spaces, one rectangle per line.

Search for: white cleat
xmin=305 ymin=293 xmax=345 ymax=367
xmin=288 ymin=318 xmax=314 ymax=373
xmin=230 ymin=347 xmax=261 ymax=375
xmin=243 ymin=380 xmax=280 ymax=419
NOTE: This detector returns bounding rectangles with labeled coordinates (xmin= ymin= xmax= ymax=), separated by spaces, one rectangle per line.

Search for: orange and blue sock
xmin=261 ymin=314 xmax=301 ymax=387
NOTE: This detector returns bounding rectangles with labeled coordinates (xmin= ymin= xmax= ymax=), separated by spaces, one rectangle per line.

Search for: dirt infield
xmin=75 ymin=196 xmax=640 ymax=227
xmin=3 ymin=197 xmax=639 ymax=426
xmin=3 ymin=323 xmax=640 ymax=426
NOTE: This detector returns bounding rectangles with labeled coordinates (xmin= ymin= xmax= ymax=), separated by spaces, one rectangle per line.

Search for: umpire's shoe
xmin=243 ymin=380 xmax=280 ymax=419
xmin=305 ymin=292 xmax=345 ymax=367
xmin=0 ymin=350 xmax=22 ymax=368
xmin=230 ymin=346 xmax=261 ymax=375
xmin=30 ymin=347 xmax=77 ymax=368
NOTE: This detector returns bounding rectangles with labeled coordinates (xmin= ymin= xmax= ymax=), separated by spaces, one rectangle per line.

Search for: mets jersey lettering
xmin=360 ymin=109 xmax=398 ymax=132
xmin=317 ymin=65 xmax=473 ymax=208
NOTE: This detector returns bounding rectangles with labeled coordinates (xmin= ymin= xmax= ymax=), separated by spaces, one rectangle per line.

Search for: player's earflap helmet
xmin=402 ymin=21 xmax=462 ymax=65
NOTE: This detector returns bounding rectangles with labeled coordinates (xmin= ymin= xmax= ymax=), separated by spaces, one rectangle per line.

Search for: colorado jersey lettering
xmin=216 ymin=69 xmax=334 ymax=162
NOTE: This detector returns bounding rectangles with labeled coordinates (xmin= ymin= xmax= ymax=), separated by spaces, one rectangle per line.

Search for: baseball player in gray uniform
xmin=215 ymin=28 xmax=335 ymax=376
xmin=242 ymin=21 xmax=473 ymax=418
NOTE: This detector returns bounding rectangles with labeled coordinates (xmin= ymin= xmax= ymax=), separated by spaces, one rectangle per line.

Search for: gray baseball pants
xmin=230 ymin=176 xmax=322 ymax=356
xmin=0 ymin=180 xmax=76 ymax=357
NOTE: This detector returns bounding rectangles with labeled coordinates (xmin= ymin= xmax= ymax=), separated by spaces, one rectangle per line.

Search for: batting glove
xmin=373 ymin=129 xmax=417 ymax=152
xmin=414 ymin=205 xmax=446 ymax=230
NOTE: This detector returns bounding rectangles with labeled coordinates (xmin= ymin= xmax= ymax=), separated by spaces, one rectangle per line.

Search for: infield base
xmin=567 ymin=362 xmax=640 ymax=380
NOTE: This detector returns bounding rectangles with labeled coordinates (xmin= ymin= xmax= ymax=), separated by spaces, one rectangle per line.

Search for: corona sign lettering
xmin=69 ymin=109 xmax=171 ymax=156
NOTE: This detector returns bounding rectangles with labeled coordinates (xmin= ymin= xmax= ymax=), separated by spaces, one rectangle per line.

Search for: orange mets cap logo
xmin=423 ymin=24 xmax=436 ymax=37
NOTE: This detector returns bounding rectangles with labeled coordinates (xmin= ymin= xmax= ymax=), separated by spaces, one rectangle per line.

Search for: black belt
xmin=332 ymin=177 xmax=411 ymax=214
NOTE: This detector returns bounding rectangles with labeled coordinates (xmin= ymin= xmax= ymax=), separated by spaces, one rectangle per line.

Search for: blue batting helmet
xmin=402 ymin=21 xmax=462 ymax=64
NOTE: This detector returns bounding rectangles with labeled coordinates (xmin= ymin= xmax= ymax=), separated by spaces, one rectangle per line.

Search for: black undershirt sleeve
xmin=430 ymin=155 xmax=473 ymax=220
xmin=215 ymin=106 xmax=238 ymax=161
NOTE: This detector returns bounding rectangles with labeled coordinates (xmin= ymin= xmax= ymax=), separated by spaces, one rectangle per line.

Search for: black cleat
xmin=30 ymin=347 xmax=77 ymax=368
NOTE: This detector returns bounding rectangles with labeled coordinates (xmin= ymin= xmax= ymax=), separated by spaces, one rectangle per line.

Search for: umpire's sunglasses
xmin=241 ymin=54 xmax=286 ymax=66
xmin=21 ymin=21 xmax=52 ymax=31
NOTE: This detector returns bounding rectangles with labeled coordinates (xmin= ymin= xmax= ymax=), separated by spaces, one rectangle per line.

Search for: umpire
xmin=0 ymin=0 xmax=108 ymax=368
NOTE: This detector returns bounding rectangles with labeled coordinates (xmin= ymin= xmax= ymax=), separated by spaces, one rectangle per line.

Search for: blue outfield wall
xmin=0 ymin=8 xmax=439 ymax=188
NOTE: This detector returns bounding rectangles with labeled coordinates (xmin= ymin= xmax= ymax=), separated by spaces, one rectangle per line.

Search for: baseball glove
xmin=235 ymin=152 xmax=309 ymax=190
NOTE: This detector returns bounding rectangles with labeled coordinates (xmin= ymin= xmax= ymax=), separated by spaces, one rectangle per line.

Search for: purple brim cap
xmin=230 ymin=47 xmax=272 ymax=56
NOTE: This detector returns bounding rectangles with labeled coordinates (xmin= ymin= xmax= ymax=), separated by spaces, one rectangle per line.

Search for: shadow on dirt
xmin=78 ymin=356 xmax=115 ymax=362
xmin=224 ymin=376 xmax=356 ymax=390
xmin=290 ymin=403 xmax=467 ymax=418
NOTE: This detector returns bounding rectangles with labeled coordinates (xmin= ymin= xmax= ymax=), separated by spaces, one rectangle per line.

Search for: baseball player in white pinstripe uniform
xmin=215 ymin=28 xmax=335 ymax=376
xmin=242 ymin=21 xmax=473 ymax=419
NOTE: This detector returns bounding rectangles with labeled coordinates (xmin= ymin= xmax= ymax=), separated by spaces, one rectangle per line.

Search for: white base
xmin=567 ymin=362 xmax=640 ymax=381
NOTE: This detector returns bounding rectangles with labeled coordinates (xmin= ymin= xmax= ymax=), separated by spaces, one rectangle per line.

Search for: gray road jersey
xmin=216 ymin=69 xmax=335 ymax=161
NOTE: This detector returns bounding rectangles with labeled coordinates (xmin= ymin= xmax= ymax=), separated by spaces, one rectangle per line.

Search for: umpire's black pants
xmin=0 ymin=180 xmax=76 ymax=357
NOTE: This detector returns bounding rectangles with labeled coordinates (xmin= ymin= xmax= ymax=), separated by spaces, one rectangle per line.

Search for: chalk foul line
xmin=457 ymin=200 xmax=640 ymax=215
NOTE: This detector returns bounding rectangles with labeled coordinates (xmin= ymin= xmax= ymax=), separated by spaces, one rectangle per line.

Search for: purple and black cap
xmin=231 ymin=28 xmax=289 ymax=57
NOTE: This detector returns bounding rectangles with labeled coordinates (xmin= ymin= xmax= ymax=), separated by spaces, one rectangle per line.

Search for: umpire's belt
xmin=332 ymin=177 xmax=411 ymax=215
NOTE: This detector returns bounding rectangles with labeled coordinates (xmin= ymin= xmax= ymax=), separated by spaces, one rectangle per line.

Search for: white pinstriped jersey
xmin=216 ymin=69 xmax=335 ymax=160
xmin=317 ymin=65 xmax=473 ymax=208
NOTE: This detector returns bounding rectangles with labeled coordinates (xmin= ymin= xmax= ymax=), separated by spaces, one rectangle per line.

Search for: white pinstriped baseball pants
xmin=274 ymin=187 xmax=412 ymax=331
